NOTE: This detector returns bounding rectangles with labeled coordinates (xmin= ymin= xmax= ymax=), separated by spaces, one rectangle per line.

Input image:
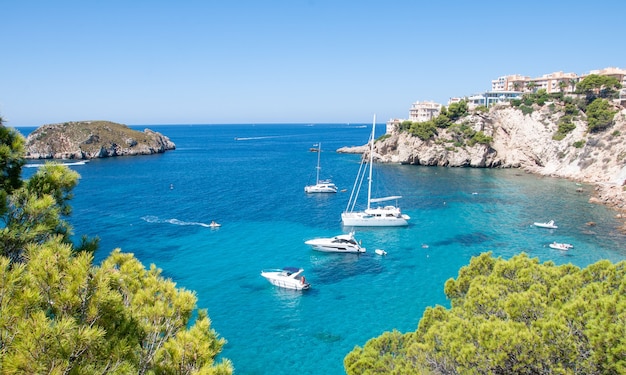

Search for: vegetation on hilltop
xmin=345 ymin=252 xmax=626 ymax=374
xmin=25 ymin=120 xmax=175 ymax=159
xmin=396 ymin=100 xmax=493 ymax=147
xmin=0 ymin=116 xmax=232 ymax=374
xmin=510 ymin=74 xmax=621 ymax=136
xmin=395 ymin=74 xmax=622 ymax=146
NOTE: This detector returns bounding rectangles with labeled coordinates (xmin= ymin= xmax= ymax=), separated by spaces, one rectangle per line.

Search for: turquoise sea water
xmin=19 ymin=124 xmax=626 ymax=375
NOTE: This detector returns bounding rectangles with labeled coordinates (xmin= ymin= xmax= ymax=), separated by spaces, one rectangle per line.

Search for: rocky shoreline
xmin=338 ymin=105 xmax=626 ymax=232
xmin=24 ymin=121 xmax=175 ymax=159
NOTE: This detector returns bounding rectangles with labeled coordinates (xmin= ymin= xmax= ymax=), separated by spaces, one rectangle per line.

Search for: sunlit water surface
xmin=19 ymin=124 xmax=626 ymax=375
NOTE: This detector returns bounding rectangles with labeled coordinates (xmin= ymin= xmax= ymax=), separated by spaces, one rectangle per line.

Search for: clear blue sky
xmin=2 ymin=1 xmax=625 ymax=126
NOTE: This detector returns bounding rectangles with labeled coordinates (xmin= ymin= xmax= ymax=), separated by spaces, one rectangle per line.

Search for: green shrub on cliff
xmin=586 ymin=98 xmax=618 ymax=132
xmin=409 ymin=120 xmax=438 ymax=141
xmin=469 ymin=131 xmax=493 ymax=146
xmin=576 ymin=74 xmax=622 ymax=104
xmin=553 ymin=115 xmax=577 ymax=140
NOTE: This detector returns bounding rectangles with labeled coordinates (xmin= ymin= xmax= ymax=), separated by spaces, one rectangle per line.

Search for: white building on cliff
xmin=386 ymin=100 xmax=442 ymax=133
xmin=388 ymin=67 xmax=626 ymax=132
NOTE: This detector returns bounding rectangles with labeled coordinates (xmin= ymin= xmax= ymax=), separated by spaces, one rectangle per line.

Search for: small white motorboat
xmin=260 ymin=267 xmax=310 ymax=290
xmin=549 ymin=242 xmax=573 ymax=250
xmin=304 ymin=232 xmax=365 ymax=253
xmin=534 ymin=220 xmax=558 ymax=229
xmin=375 ymin=249 xmax=387 ymax=256
xmin=208 ymin=221 xmax=221 ymax=228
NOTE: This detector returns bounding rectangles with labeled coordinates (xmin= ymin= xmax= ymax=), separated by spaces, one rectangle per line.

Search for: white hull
xmin=261 ymin=268 xmax=310 ymax=290
xmin=306 ymin=243 xmax=364 ymax=253
xmin=549 ymin=242 xmax=573 ymax=250
xmin=535 ymin=224 xmax=557 ymax=229
xmin=304 ymin=182 xmax=337 ymax=193
xmin=342 ymin=116 xmax=410 ymax=227
xmin=262 ymin=276 xmax=309 ymax=290
xmin=305 ymin=143 xmax=337 ymax=193
xmin=341 ymin=212 xmax=409 ymax=227
xmin=534 ymin=220 xmax=557 ymax=229
xmin=304 ymin=232 xmax=365 ymax=253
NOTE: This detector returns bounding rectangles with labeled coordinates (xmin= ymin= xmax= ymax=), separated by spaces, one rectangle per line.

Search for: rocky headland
xmin=338 ymin=103 xmax=626 ymax=230
xmin=25 ymin=120 xmax=175 ymax=159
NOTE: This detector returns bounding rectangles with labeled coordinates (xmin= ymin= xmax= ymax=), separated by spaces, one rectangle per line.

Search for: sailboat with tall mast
xmin=304 ymin=142 xmax=338 ymax=193
xmin=341 ymin=116 xmax=410 ymax=227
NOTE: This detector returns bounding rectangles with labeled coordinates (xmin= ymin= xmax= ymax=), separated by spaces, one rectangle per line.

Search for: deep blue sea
xmin=18 ymin=124 xmax=626 ymax=375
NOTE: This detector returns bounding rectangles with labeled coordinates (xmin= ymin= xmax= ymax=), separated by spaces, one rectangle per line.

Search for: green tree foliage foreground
xmin=344 ymin=252 xmax=626 ymax=374
xmin=0 ymin=120 xmax=233 ymax=374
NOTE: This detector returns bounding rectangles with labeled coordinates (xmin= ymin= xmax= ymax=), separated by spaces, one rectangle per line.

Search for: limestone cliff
xmin=25 ymin=121 xmax=176 ymax=159
xmin=339 ymin=103 xmax=626 ymax=213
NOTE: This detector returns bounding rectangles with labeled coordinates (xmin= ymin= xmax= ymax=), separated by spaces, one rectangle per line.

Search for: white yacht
xmin=305 ymin=143 xmax=338 ymax=193
xmin=260 ymin=267 xmax=310 ymax=290
xmin=341 ymin=116 xmax=410 ymax=227
xmin=534 ymin=220 xmax=558 ymax=229
xmin=549 ymin=242 xmax=573 ymax=250
xmin=304 ymin=232 xmax=365 ymax=253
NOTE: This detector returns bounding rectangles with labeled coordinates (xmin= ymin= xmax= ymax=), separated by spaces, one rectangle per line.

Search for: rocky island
xmin=25 ymin=120 xmax=175 ymax=159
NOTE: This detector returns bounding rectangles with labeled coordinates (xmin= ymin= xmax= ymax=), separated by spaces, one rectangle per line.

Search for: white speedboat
xmin=341 ymin=116 xmax=409 ymax=227
xmin=260 ymin=267 xmax=310 ymax=290
xmin=304 ymin=232 xmax=365 ymax=253
xmin=534 ymin=220 xmax=558 ymax=229
xmin=305 ymin=142 xmax=338 ymax=193
xmin=549 ymin=242 xmax=573 ymax=250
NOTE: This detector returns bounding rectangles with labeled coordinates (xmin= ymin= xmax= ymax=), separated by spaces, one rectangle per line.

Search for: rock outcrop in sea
xmin=339 ymin=103 xmax=626 ymax=218
xmin=25 ymin=120 xmax=176 ymax=159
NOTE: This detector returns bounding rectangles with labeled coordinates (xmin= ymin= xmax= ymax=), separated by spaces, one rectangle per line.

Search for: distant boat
xmin=375 ymin=249 xmax=387 ymax=256
xmin=209 ymin=221 xmax=221 ymax=228
xmin=304 ymin=142 xmax=338 ymax=194
xmin=549 ymin=242 xmax=573 ymax=250
xmin=341 ymin=116 xmax=410 ymax=227
xmin=534 ymin=220 xmax=557 ymax=229
xmin=260 ymin=267 xmax=310 ymax=290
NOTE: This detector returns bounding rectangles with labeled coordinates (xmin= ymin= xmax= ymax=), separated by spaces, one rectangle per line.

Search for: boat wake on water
xmin=141 ymin=215 xmax=214 ymax=228
xmin=234 ymin=134 xmax=309 ymax=141
xmin=25 ymin=161 xmax=89 ymax=168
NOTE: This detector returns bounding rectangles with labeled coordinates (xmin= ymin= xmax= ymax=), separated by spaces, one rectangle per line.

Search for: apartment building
xmin=492 ymin=67 xmax=626 ymax=95
xmin=492 ymin=71 xmax=577 ymax=94
xmin=389 ymin=67 xmax=625 ymax=132
xmin=465 ymin=91 xmax=523 ymax=109
xmin=409 ymin=101 xmax=442 ymax=122
xmin=385 ymin=100 xmax=442 ymax=133
xmin=491 ymin=74 xmax=530 ymax=92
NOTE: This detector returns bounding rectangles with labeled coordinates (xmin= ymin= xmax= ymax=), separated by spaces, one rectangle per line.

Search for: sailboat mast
xmin=367 ymin=116 xmax=375 ymax=210
xmin=315 ymin=143 xmax=321 ymax=184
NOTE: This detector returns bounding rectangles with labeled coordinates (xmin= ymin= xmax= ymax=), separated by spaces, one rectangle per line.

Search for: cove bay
xmin=19 ymin=123 xmax=626 ymax=375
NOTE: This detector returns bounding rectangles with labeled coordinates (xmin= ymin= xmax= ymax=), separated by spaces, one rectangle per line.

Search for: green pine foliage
xmin=409 ymin=121 xmax=438 ymax=141
xmin=586 ymin=98 xmax=618 ymax=132
xmin=345 ymin=252 xmax=626 ymax=374
xmin=0 ymin=118 xmax=233 ymax=374
xmin=576 ymin=74 xmax=622 ymax=103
